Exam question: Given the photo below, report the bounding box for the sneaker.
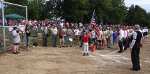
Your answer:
[12,51,20,54]
[118,51,123,53]
[130,68,140,71]
[86,53,89,56]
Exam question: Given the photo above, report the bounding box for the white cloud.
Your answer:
[125,0,150,12]
[125,0,150,6]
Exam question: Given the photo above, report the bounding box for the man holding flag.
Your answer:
[90,10,101,38]
[89,10,101,51]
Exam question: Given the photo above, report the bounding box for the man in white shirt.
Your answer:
[143,27,149,38]
[118,27,124,53]
[74,28,80,36]
[74,28,80,46]
[59,22,64,28]
[123,28,128,51]
[51,26,58,47]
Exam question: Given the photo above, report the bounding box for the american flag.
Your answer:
[90,10,100,36]
[90,10,96,27]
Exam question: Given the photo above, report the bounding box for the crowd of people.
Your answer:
[0,19,148,71]
[5,20,148,55]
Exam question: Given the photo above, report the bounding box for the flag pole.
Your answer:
[91,9,95,20]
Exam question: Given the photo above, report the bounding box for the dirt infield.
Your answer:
[0,38,150,74]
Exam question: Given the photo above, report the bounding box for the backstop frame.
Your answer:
[0,0,28,50]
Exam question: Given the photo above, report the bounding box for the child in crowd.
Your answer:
[82,32,89,56]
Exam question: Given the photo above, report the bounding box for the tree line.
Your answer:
[5,0,150,27]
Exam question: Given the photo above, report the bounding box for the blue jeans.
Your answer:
[25,34,29,47]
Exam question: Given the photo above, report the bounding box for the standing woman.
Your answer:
[108,27,114,48]
[25,24,30,48]
[103,30,107,48]
[62,26,67,47]
[11,27,21,54]
[58,28,64,48]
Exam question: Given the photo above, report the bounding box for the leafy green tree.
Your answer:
[4,0,150,26]
[44,0,63,19]
[126,5,148,26]
[109,0,127,24]
[146,13,150,27]
[61,0,90,22]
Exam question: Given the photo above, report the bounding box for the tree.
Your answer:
[28,0,45,20]
[44,0,64,19]
[61,0,90,22]
[4,0,150,26]
[125,5,135,24]
[61,0,126,23]
[126,5,148,26]
[146,13,150,27]
[109,0,127,24]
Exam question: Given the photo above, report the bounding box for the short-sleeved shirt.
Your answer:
[12,30,21,43]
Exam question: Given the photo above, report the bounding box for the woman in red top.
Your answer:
[82,32,89,56]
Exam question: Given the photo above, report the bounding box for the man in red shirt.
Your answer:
[82,32,89,56]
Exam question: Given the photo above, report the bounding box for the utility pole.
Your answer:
[1,0,6,50]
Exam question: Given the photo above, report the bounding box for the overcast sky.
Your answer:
[125,0,150,12]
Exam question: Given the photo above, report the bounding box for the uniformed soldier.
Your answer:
[130,25,143,71]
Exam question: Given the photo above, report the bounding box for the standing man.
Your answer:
[74,27,80,46]
[25,24,31,48]
[42,25,49,47]
[123,27,128,50]
[50,26,58,47]
[130,25,143,71]
[118,27,124,53]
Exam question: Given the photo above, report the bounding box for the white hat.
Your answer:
[135,25,140,30]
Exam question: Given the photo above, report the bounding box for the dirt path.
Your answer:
[0,38,150,74]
